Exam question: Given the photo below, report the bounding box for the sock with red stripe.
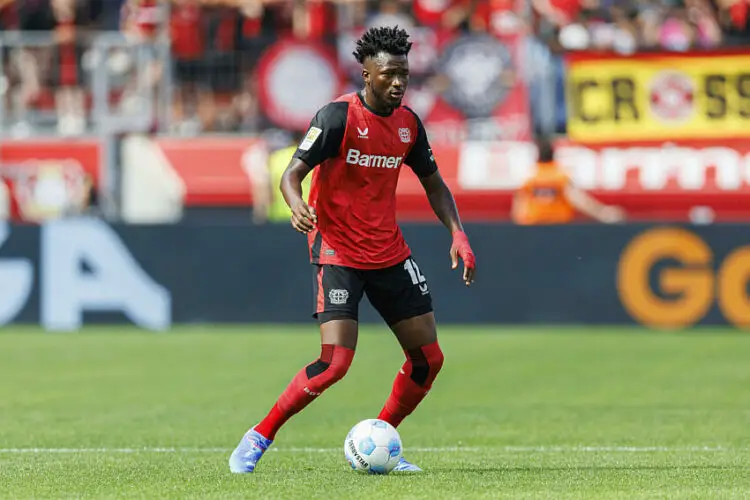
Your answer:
[255,344,354,440]
[377,341,444,428]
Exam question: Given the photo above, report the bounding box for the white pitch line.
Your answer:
[502,446,733,452]
[0,446,741,454]
[0,447,475,454]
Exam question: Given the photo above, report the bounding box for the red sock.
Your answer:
[255,344,354,440]
[378,341,444,428]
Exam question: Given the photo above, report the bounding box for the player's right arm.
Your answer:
[280,101,347,234]
[280,159,316,233]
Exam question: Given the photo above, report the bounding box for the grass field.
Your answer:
[1,326,749,499]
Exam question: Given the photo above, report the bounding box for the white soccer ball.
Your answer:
[344,419,402,474]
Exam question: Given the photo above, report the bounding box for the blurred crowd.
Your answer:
[534,0,750,54]
[1,0,749,136]
[0,0,518,136]
[4,1,745,51]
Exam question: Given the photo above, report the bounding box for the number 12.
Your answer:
[404,258,426,285]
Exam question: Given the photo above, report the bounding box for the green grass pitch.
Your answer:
[1,326,749,499]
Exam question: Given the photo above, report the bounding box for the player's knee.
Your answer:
[306,359,350,392]
[305,344,354,391]
[429,344,444,376]
[424,343,444,385]
[406,341,443,388]
[327,359,351,383]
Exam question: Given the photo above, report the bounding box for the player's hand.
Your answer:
[450,231,476,286]
[290,200,317,234]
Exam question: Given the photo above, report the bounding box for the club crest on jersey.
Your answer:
[357,127,369,139]
[399,128,411,143]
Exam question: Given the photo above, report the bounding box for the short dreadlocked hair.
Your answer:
[353,26,412,64]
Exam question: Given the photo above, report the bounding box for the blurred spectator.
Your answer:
[118,0,165,121]
[687,0,723,47]
[170,0,211,134]
[52,0,87,136]
[8,0,54,136]
[512,137,625,225]
[532,0,592,28]
[203,3,243,130]
[244,129,310,224]
[367,0,414,30]
[121,0,161,41]
[412,0,476,32]
[96,0,128,31]
[717,0,750,43]
[4,0,89,136]
[0,0,15,28]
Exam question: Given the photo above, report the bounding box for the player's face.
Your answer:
[364,53,409,111]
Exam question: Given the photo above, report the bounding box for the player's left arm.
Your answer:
[405,110,476,286]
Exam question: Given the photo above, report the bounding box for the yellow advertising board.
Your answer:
[566,52,750,142]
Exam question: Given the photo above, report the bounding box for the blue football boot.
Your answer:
[229,427,273,473]
[393,456,423,472]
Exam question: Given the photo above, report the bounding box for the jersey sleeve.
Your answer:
[293,101,348,168]
[404,108,438,178]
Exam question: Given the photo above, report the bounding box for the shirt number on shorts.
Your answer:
[404,258,429,294]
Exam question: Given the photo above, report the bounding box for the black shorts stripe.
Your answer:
[311,231,323,262]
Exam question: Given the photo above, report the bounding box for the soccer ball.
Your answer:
[344,419,402,474]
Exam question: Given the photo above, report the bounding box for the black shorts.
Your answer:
[312,256,433,327]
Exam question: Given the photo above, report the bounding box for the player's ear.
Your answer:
[362,68,370,85]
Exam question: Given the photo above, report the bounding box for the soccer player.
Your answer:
[229,26,476,474]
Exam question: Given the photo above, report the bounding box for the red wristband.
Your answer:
[451,231,475,268]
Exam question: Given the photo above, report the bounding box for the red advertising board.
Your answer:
[158,137,750,223]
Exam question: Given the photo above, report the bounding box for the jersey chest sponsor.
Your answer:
[345,148,404,169]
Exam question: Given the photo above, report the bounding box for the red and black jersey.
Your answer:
[293,92,438,270]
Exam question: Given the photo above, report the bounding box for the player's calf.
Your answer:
[378,341,444,428]
[271,344,354,429]
[375,342,442,473]
[230,344,355,473]
[251,345,354,436]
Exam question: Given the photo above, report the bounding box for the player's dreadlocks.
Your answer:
[353,26,412,64]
